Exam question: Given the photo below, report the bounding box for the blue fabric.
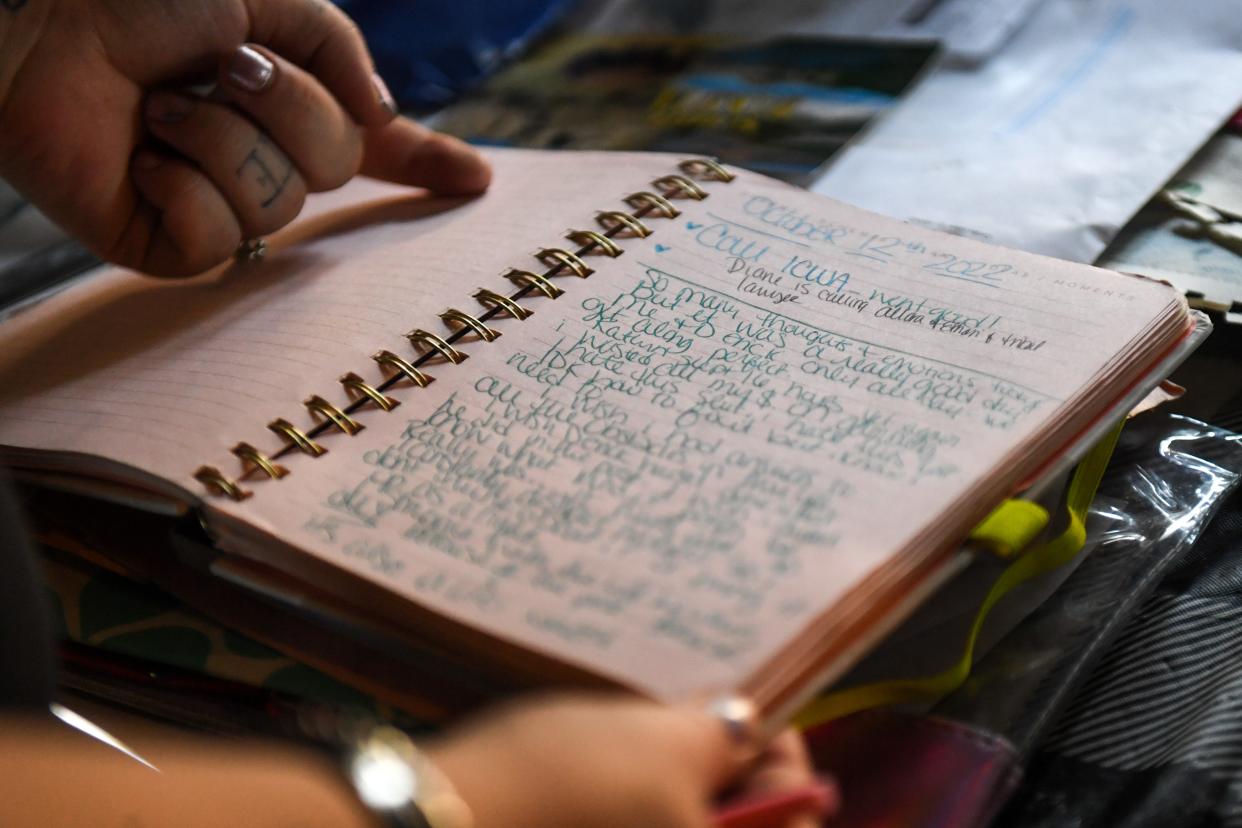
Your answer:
[335,0,573,111]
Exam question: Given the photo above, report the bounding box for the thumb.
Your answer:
[240,0,491,194]
[242,0,396,127]
[665,698,759,794]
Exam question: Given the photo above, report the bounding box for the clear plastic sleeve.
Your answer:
[934,413,1242,756]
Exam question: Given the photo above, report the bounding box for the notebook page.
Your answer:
[0,150,677,490]
[208,157,1183,701]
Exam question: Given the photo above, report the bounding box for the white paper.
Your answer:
[900,0,1048,61]
[813,0,1242,263]
[580,0,1045,60]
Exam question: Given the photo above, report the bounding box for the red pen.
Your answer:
[713,779,838,828]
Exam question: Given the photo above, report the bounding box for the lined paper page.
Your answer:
[0,150,677,491]
[202,154,1183,700]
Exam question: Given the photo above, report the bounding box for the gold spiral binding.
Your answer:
[232,442,288,480]
[596,210,652,238]
[304,395,364,435]
[624,191,680,218]
[565,229,624,258]
[372,350,434,387]
[340,372,400,411]
[441,308,501,342]
[537,248,593,278]
[268,417,326,456]
[678,158,735,182]
[195,466,250,501]
[407,329,468,364]
[475,288,533,320]
[195,158,734,499]
[504,269,564,299]
[652,174,708,200]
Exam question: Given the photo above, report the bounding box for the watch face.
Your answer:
[350,749,420,811]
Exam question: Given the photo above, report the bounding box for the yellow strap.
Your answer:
[793,419,1125,729]
[968,499,1051,559]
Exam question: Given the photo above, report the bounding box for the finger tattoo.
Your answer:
[236,134,294,208]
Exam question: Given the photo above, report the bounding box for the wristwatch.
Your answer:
[341,724,474,828]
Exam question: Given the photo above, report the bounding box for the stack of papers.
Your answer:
[582,0,1046,61]
[1101,128,1242,318]
[813,0,1242,262]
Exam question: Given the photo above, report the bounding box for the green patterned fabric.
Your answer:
[42,549,379,710]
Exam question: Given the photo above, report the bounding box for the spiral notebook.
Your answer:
[0,149,1201,723]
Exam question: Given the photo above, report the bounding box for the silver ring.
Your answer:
[705,694,760,747]
[236,237,267,262]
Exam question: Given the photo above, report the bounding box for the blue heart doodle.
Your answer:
[654,244,670,253]
[686,222,703,230]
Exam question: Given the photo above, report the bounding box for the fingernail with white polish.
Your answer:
[372,72,397,116]
[226,45,275,93]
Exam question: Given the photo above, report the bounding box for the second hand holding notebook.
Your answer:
[0,149,1202,726]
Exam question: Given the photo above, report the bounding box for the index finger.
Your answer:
[242,0,396,127]
[361,118,492,195]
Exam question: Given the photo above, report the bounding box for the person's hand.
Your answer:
[0,0,490,278]
[426,693,837,828]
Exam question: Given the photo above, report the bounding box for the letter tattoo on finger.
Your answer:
[1,0,29,11]
[236,135,294,208]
